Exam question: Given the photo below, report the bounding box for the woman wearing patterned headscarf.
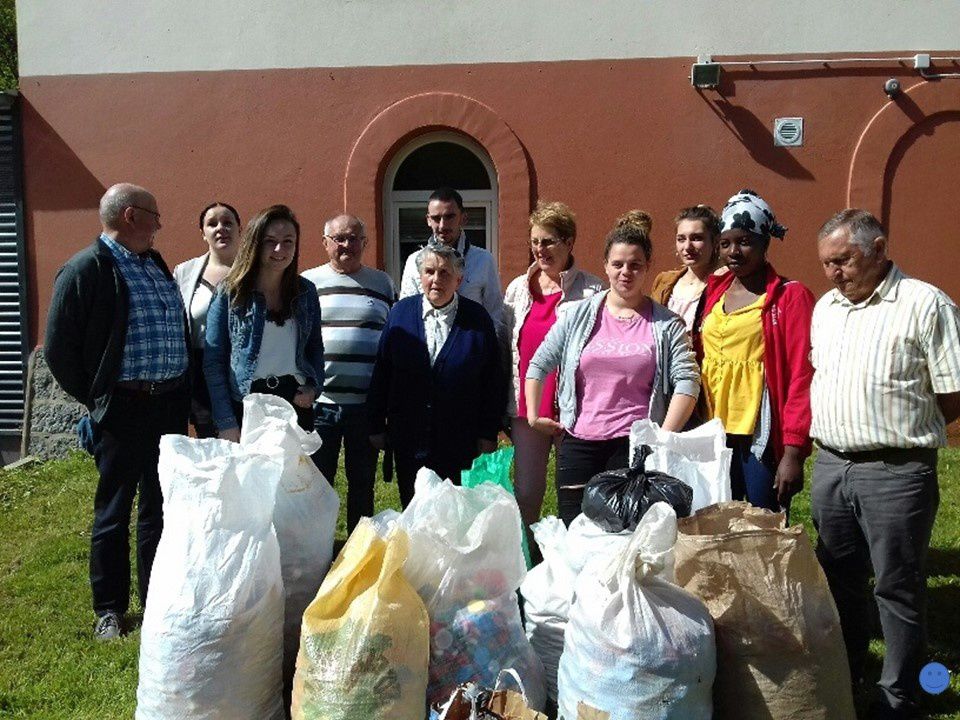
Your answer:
[691,190,815,512]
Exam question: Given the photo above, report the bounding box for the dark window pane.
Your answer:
[393,142,492,190]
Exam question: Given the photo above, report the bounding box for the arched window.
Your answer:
[382,132,498,281]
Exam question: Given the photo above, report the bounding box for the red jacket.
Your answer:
[693,264,815,460]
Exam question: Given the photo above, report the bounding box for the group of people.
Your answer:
[45,179,960,719]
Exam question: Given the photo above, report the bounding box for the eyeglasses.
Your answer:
[130,205,161,221]
[324,234,364,245]
[530,237,565,249]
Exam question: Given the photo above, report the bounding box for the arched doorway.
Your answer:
[382,131,499,282]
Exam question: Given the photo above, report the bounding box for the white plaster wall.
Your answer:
[18,0,960,76]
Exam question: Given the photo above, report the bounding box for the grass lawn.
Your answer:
[0,448,958,719]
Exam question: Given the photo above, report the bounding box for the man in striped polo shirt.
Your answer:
[302,214,396,531]
[810,209,960,719]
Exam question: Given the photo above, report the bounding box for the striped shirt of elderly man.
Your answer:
[301,214,396,532]
[810,208,960,719]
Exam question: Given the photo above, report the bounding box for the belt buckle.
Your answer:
[265,375,280,390]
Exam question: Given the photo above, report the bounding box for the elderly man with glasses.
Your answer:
[302,213,396,531]
[45,183,190,641]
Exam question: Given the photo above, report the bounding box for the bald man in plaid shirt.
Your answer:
[45,183,191,641]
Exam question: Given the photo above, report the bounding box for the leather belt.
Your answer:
[114,373,187,396]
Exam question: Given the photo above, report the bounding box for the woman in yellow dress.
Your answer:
[693,190,815,512]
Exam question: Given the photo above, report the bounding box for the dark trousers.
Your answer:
[189,348,216,438]
[232,375,315,432]
[555,434,630,526]
[311,403,377,532]
[394,451,464,509]
[728,435,779,512]
[91,386,189,616]
[811,446,939,715]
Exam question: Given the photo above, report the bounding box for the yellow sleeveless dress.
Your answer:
[700,293,766,435]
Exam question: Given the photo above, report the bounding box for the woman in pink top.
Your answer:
[525,222,700,525]
[503,202,604,528]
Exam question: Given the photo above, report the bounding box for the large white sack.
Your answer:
[520,515,633,702]
[557,503,716,720]
[401,467,546,710]
[629,418,732,512]
[240,394,339,688]
[136,435,285,720]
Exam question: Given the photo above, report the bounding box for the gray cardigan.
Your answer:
[525,290,700,430]
[172,253,209,342]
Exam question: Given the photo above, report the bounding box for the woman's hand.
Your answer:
[774,446,805,509]
[293,385,317,409]
[528,415,564,437]
[369,433,387,451]
[218,427,241,443]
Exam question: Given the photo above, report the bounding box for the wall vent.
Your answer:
[774,117,804,147]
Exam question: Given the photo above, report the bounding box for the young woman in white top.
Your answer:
[173,202,240,437]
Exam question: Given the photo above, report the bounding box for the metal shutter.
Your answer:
[0,93,28,435]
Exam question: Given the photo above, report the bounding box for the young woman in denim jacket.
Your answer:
[525,222,700,526]
[204,204,324,440]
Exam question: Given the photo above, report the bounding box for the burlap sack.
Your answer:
[673,501,855,720]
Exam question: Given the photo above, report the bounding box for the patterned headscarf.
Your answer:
[719,189,787,241]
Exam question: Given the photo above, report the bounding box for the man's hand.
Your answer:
[478,438,497,455]
[369,433,387,451]
[218,427,241,443]
[293,385,317,409]
[529,416,564,437]
[774,446,805,509]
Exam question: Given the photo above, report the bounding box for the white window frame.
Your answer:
[382,131,498,282]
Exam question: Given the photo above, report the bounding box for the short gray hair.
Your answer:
[818,209,885,257]
[323,213,366,237]
[415,242,465,275]
[99,183,152,229]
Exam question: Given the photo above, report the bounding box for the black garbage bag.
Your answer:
[581,445,693,532]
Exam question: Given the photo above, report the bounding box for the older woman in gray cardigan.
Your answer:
[525,222,700,526]
[172,202,240,437]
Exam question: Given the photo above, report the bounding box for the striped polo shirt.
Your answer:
[302,264,396,405]
[810,264,960,451]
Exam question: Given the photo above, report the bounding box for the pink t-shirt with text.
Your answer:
[571,305,656,440]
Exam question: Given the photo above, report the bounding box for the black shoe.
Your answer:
[93,611,122,641]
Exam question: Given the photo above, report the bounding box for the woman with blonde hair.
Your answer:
[204,204,324,441]
[502,201,604,527]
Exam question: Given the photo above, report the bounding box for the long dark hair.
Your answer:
[223,204,301,319]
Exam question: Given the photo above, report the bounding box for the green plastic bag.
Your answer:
[461,446,532,568]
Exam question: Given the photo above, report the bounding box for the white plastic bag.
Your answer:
[400,467,546,710]
[136,435,285,720]
[240,394,340,689]
[557,503,716,720]
[520,515,633,702]
[629,418,732,512]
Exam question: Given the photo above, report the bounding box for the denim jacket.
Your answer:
[526,290,700,431]
[204,276,324,431]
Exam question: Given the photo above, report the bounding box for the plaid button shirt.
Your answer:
[102,234,189,381]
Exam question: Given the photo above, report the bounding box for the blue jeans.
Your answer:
[728,435,779,512]
[311,403,376,532]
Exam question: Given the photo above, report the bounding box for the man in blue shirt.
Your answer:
[45,183,190,640]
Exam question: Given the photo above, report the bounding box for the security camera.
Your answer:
[884,78,902,98]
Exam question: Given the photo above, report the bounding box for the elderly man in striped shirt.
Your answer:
[302,214,396,531]
[810,209,960,719]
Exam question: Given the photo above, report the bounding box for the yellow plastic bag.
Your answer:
[291,520,429,720]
